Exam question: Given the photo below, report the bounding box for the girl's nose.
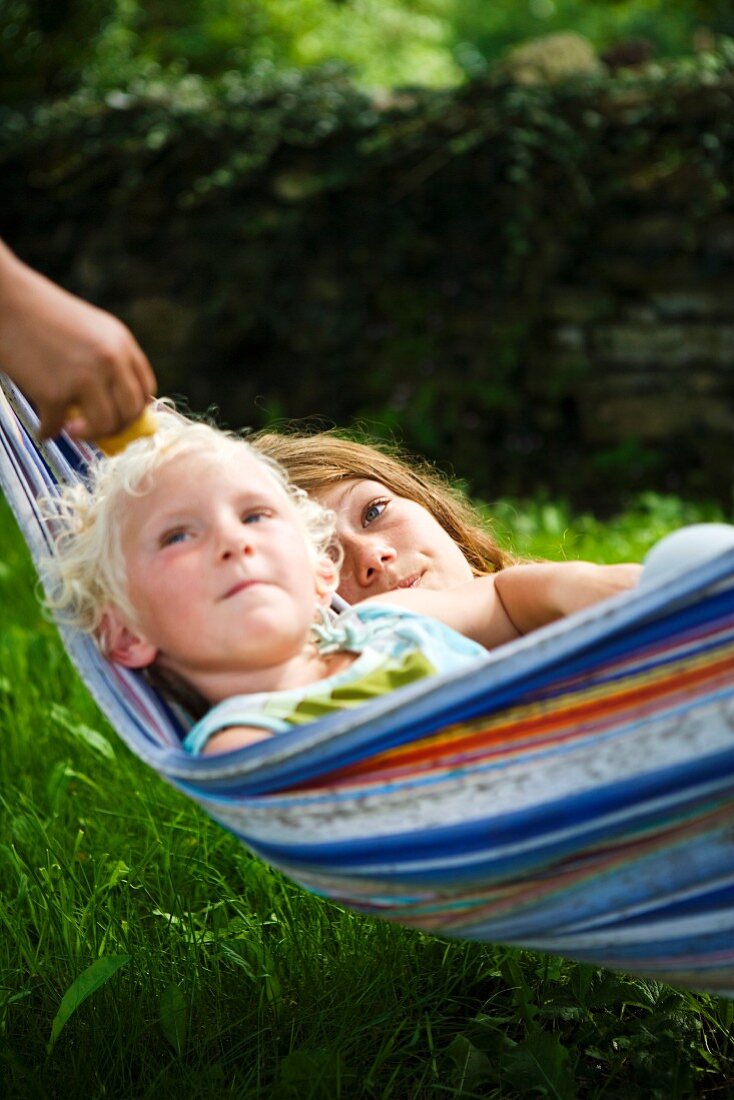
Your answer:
[217,517,253,560]
[345,537,397,589]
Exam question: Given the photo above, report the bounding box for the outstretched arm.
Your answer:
[200,726,273,756]
[492,561,641,635]
[365,561,641,649]
[0,240,157,440]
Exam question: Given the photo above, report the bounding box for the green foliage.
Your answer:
[47,955,130,1052]
[158,981,188,1055]
[487,492,729,561]
[253,0,461,88]
[5,52,734,506]
[1,0,462,105]
[0,0,112,103]
[448,0,700,79]
[4,0,734,106]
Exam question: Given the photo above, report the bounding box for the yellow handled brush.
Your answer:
[95,405,158,455]
[64,405,158,456]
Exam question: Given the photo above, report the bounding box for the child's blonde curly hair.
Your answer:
[42,407,342,654]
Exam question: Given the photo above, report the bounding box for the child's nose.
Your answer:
[218,518,253,559]
[349,538,397,588]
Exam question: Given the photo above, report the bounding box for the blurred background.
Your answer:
[2,0,734,507]
[3,0,732,99]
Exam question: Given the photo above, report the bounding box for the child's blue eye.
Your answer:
[363,500,387,527]
[242,510,269,524]
[161,529,189,547]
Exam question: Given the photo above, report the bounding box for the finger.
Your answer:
[37,401,69,441]
[133,344,157,399]
[108,365,147,432]
[74,381,121,439]
[101,334,156,433]
[62,412,91,441]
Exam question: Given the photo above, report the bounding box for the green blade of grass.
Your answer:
[47,954,130,1053]
[159,982,188,1055]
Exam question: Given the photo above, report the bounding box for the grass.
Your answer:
[1,492,734,1099]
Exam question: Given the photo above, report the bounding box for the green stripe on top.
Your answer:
[284,650,437,726]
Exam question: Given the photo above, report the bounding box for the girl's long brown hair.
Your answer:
[251,428,515,575]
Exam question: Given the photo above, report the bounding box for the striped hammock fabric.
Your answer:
[2,376,734,994]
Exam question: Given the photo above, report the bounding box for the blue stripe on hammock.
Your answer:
[186,669,734,809]
[166,589,734,798]
[219,744,734,876]
[612,882,734,924]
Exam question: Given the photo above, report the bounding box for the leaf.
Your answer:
[46,761,103,810]
[104,860,130,890]
[569,962,598,1005]
[503,1031,577,1100]
[11,814,38,851]
[150,909,216,944]
[46,761,75,812]
[275,1048,342,1096]
[0,988,31,1010]
[159,982,187,1055]
[47,955,130,1053]
[219,940,257,980]
[71,724,115,760]
[446,1034,492,1092]
[48,704,115,759]
[219,939,281,1002]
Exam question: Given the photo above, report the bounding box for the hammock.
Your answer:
[2,377,734,995]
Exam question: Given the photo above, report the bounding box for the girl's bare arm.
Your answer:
[365,561,641,649]
[492,561,641,635]
[201,726,273,755]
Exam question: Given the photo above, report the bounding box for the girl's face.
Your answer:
[108,448,328,702]
[318,479,474,605]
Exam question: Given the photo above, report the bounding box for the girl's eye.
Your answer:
[242,509,270,525]
[160,529,189,547]
[362,499,387,527]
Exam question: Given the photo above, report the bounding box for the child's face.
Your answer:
[107,447,327,701]
[318,478,474,604]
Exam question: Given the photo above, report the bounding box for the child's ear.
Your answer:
[99,608,158,669]
[315,556,339,604]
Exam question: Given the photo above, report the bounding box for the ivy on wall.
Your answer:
[3,50,734,505]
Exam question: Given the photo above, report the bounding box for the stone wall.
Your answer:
[3,64,734,505]
[532,211,734,498]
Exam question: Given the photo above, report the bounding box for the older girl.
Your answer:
[253,428,633,617]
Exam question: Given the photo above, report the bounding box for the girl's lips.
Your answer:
[395,573,421,589]
[222,579,260,600]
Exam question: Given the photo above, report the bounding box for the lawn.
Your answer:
[1,492,733,1099]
